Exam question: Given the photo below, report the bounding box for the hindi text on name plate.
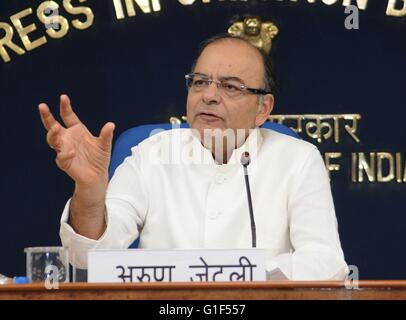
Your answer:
[87,249,266,283]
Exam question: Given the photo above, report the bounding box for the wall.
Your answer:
[0,0,405,279]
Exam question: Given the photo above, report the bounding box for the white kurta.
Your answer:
[60,128,348,280]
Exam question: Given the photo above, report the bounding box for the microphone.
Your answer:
[240,151,256,248]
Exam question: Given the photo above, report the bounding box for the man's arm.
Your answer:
[68,183,108,240]
[38,94,114,240]
[269,148,348,280]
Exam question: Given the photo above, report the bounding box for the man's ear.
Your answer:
[255,94,274,127]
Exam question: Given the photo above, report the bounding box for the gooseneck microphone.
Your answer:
[240,151,256,248]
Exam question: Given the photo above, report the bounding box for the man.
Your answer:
[38,34,348,280]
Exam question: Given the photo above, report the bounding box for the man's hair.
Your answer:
[190,33,277,95]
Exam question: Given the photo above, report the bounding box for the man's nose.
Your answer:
[202,81,221,105]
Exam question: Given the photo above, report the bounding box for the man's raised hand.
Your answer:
[38,94,115,187]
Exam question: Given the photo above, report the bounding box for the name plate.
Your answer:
[88,249,266,283]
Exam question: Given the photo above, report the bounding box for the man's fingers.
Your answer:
[99,122,115,151]
[46,123,63,150]
[57,150,76,162]
[60,94,81,128]
[38,103,60,131]
[55,150,75,171]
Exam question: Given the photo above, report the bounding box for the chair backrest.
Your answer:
[109,122,299,178]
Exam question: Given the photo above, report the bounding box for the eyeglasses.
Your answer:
[185,73,271,98]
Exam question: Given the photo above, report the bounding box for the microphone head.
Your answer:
[240,151,251,167]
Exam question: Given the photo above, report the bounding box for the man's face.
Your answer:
[186,39,274,139]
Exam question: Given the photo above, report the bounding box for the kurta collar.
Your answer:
[188,127,263,173]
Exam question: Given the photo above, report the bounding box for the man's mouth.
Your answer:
[197,112,222,121]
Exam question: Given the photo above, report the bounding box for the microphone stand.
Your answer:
[241,152,256,248]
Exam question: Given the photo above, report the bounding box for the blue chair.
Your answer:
[108,122,299,248]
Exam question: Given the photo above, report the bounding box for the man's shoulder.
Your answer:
[259,127,318,155]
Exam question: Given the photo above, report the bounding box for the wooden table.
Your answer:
[1,281,406,300]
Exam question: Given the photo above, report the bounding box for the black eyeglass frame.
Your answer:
[185,73,272,96]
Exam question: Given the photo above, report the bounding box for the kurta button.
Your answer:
[215,174,226,184]
[209,211,221,219]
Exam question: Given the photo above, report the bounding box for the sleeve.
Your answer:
[59,147,149,269]
[267,148,348,280]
